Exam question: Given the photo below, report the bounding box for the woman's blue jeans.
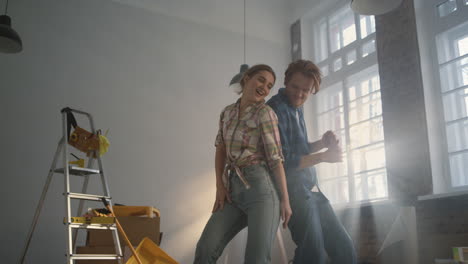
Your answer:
[194,164,280,264]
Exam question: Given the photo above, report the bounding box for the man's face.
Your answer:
[284,72,316,108]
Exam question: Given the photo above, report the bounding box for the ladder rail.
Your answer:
[97,155,111,200]
[96,156,124,260]
[62,110,74,264]
[18,138,64,264]
[72,160,94,248]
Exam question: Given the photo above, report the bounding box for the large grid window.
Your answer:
[304,3,387,204]
[435,14,468,188]
[347,67,386,201]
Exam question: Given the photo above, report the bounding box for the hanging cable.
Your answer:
[228,0,248,87]
[4,0,9,14]
[243,0,246,64]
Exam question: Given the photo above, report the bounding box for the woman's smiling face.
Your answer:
[241,70,275,103]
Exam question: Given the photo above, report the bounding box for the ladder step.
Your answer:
[67,216,116,225]
[69,223,117,230]
[67,192,110,201]
[70,254,121,260]
[54,166,100,176]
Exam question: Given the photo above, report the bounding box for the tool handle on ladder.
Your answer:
[61,107,92,118]
[101,198,144,264]
[61,107,97,133]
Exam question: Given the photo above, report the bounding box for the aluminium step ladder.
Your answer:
[19,107,123,264]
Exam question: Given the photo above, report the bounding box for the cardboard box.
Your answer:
[87,216,161,247]
[113,205,160,218]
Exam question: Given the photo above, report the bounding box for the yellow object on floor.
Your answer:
[126,237,178,264]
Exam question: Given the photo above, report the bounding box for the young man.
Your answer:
[267,60,357,264]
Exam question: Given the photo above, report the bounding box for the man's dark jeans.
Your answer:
[288,190,357,264]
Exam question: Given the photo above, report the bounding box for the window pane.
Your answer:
[436,21,468,63]
[333,57,343,72]
[446,119,468,153]
[362,39,376,57]
[347,50,357,65]
[329,24,342,53]
[439,57,468,92]
[349,85,357,101]
[329,6,356,53]
[458,36,468,57]
[449,152,468,187]
[351,143,386,173]
[320,65,329,77]
[318,107,345,132]
[349,117,384,148]
[343,23,357,47]
[463,63,468,85]
[354,169,388,201]
[442,88,468,122]
[360,15,375,39]
[317,148,348,180]
[317,82,343,112]
[314,18,329,62]
[336,129,347,151]
[437,0,457,17]
[347,65,381,101]
[320,177,349,203]
[349,93,382,125]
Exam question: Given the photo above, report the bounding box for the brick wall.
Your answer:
[417,194,468,263]
[337,203,400,264]
[335,194,468,264]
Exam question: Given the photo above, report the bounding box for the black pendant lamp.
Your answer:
[0,0,22,53]
[229,64,249,86]
[229,0,248,87]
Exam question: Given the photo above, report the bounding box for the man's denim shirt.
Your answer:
[267,88,317,195]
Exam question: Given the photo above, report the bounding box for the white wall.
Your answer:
[0,0,292,263]
[288,0,342,23]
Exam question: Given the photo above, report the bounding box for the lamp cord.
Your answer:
[243,0,246,64]
[4,0,9,15]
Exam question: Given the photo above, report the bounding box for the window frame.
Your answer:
[301,1,387,205]
[436,0,468,190]
[416,0,468,194]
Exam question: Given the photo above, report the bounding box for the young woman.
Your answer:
[194,64,292,264]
